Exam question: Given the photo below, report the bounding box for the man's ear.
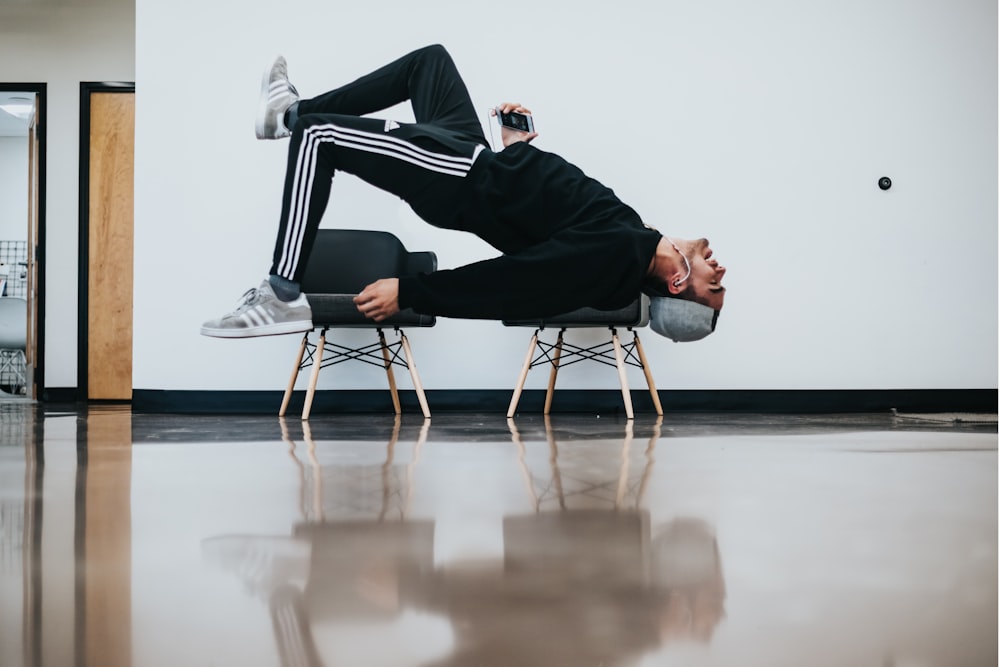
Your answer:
[667,271,688,296]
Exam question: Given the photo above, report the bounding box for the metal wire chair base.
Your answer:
[507,326,663,420]
[279,327,430,420]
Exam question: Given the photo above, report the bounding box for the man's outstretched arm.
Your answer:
[355,252,589,322]
[357,229,643,322]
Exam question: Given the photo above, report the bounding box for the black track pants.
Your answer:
[270,44,489,282]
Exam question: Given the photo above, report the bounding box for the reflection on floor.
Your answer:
[0,404,996,667]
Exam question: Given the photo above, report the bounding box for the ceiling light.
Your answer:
[0,103,34,119]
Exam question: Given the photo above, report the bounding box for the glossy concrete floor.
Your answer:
[0,403,996,667]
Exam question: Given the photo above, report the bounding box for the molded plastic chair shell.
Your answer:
[300,230,436,328]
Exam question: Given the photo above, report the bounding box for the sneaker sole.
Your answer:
[200,320,313,338]
[254,66,272,140]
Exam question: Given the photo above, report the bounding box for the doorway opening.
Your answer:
[0,84,46,401]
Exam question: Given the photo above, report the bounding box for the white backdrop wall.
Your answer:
[0,0,135,388]
[134,0,997,392]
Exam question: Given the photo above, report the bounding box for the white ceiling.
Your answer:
[0,92,35,138]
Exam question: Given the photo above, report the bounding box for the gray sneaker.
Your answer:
[255,55,299,140]
[201,535,310,599]
[201,280,312,338]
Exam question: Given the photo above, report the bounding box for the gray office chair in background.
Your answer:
[0,297,27,396]
[279,230,437,420]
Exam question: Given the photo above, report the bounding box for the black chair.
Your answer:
[503,296,663,419]
[279,230,436,420]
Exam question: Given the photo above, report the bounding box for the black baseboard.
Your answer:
[42,387,79,403]
[127,388,998,416]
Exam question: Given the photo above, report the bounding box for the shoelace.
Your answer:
[233,288,261,312]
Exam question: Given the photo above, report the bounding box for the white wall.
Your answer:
[0,0,994,394]
[0,0,135,388]
[0,136,28,242]
[144,0,1000,391]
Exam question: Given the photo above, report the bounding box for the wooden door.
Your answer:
[86,90,134,400]
[81,408,133,666]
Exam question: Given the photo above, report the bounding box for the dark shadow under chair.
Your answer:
[279,230,436,420]
[503,296,663,419]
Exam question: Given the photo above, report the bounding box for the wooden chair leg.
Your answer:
[279,332,310,417]
[543,330,564,415]
[615,422,634,508]
[379,329,402,415]
[399,331,431,419]
[509,420,540,511]
[302,330,326,421]
[635,417,660,505]
[302,422,322,519]
[545,416,567,508]
[633,331,663,416]
[507,332,538,418]
[611,329,634,419]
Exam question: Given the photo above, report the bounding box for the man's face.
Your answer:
[680,238,726,310]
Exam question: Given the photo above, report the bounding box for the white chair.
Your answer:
[0,297,27,395]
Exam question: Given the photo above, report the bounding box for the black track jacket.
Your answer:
[397,142,662,320]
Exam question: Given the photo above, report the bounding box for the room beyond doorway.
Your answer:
[0,85,46,400]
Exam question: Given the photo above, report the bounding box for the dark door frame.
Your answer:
[77,81,134,400]
[0,82,47,398]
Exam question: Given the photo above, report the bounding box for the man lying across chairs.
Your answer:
[201,44,726,343]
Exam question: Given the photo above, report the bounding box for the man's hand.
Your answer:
[354,279,400,322]
[492,102,539,147]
